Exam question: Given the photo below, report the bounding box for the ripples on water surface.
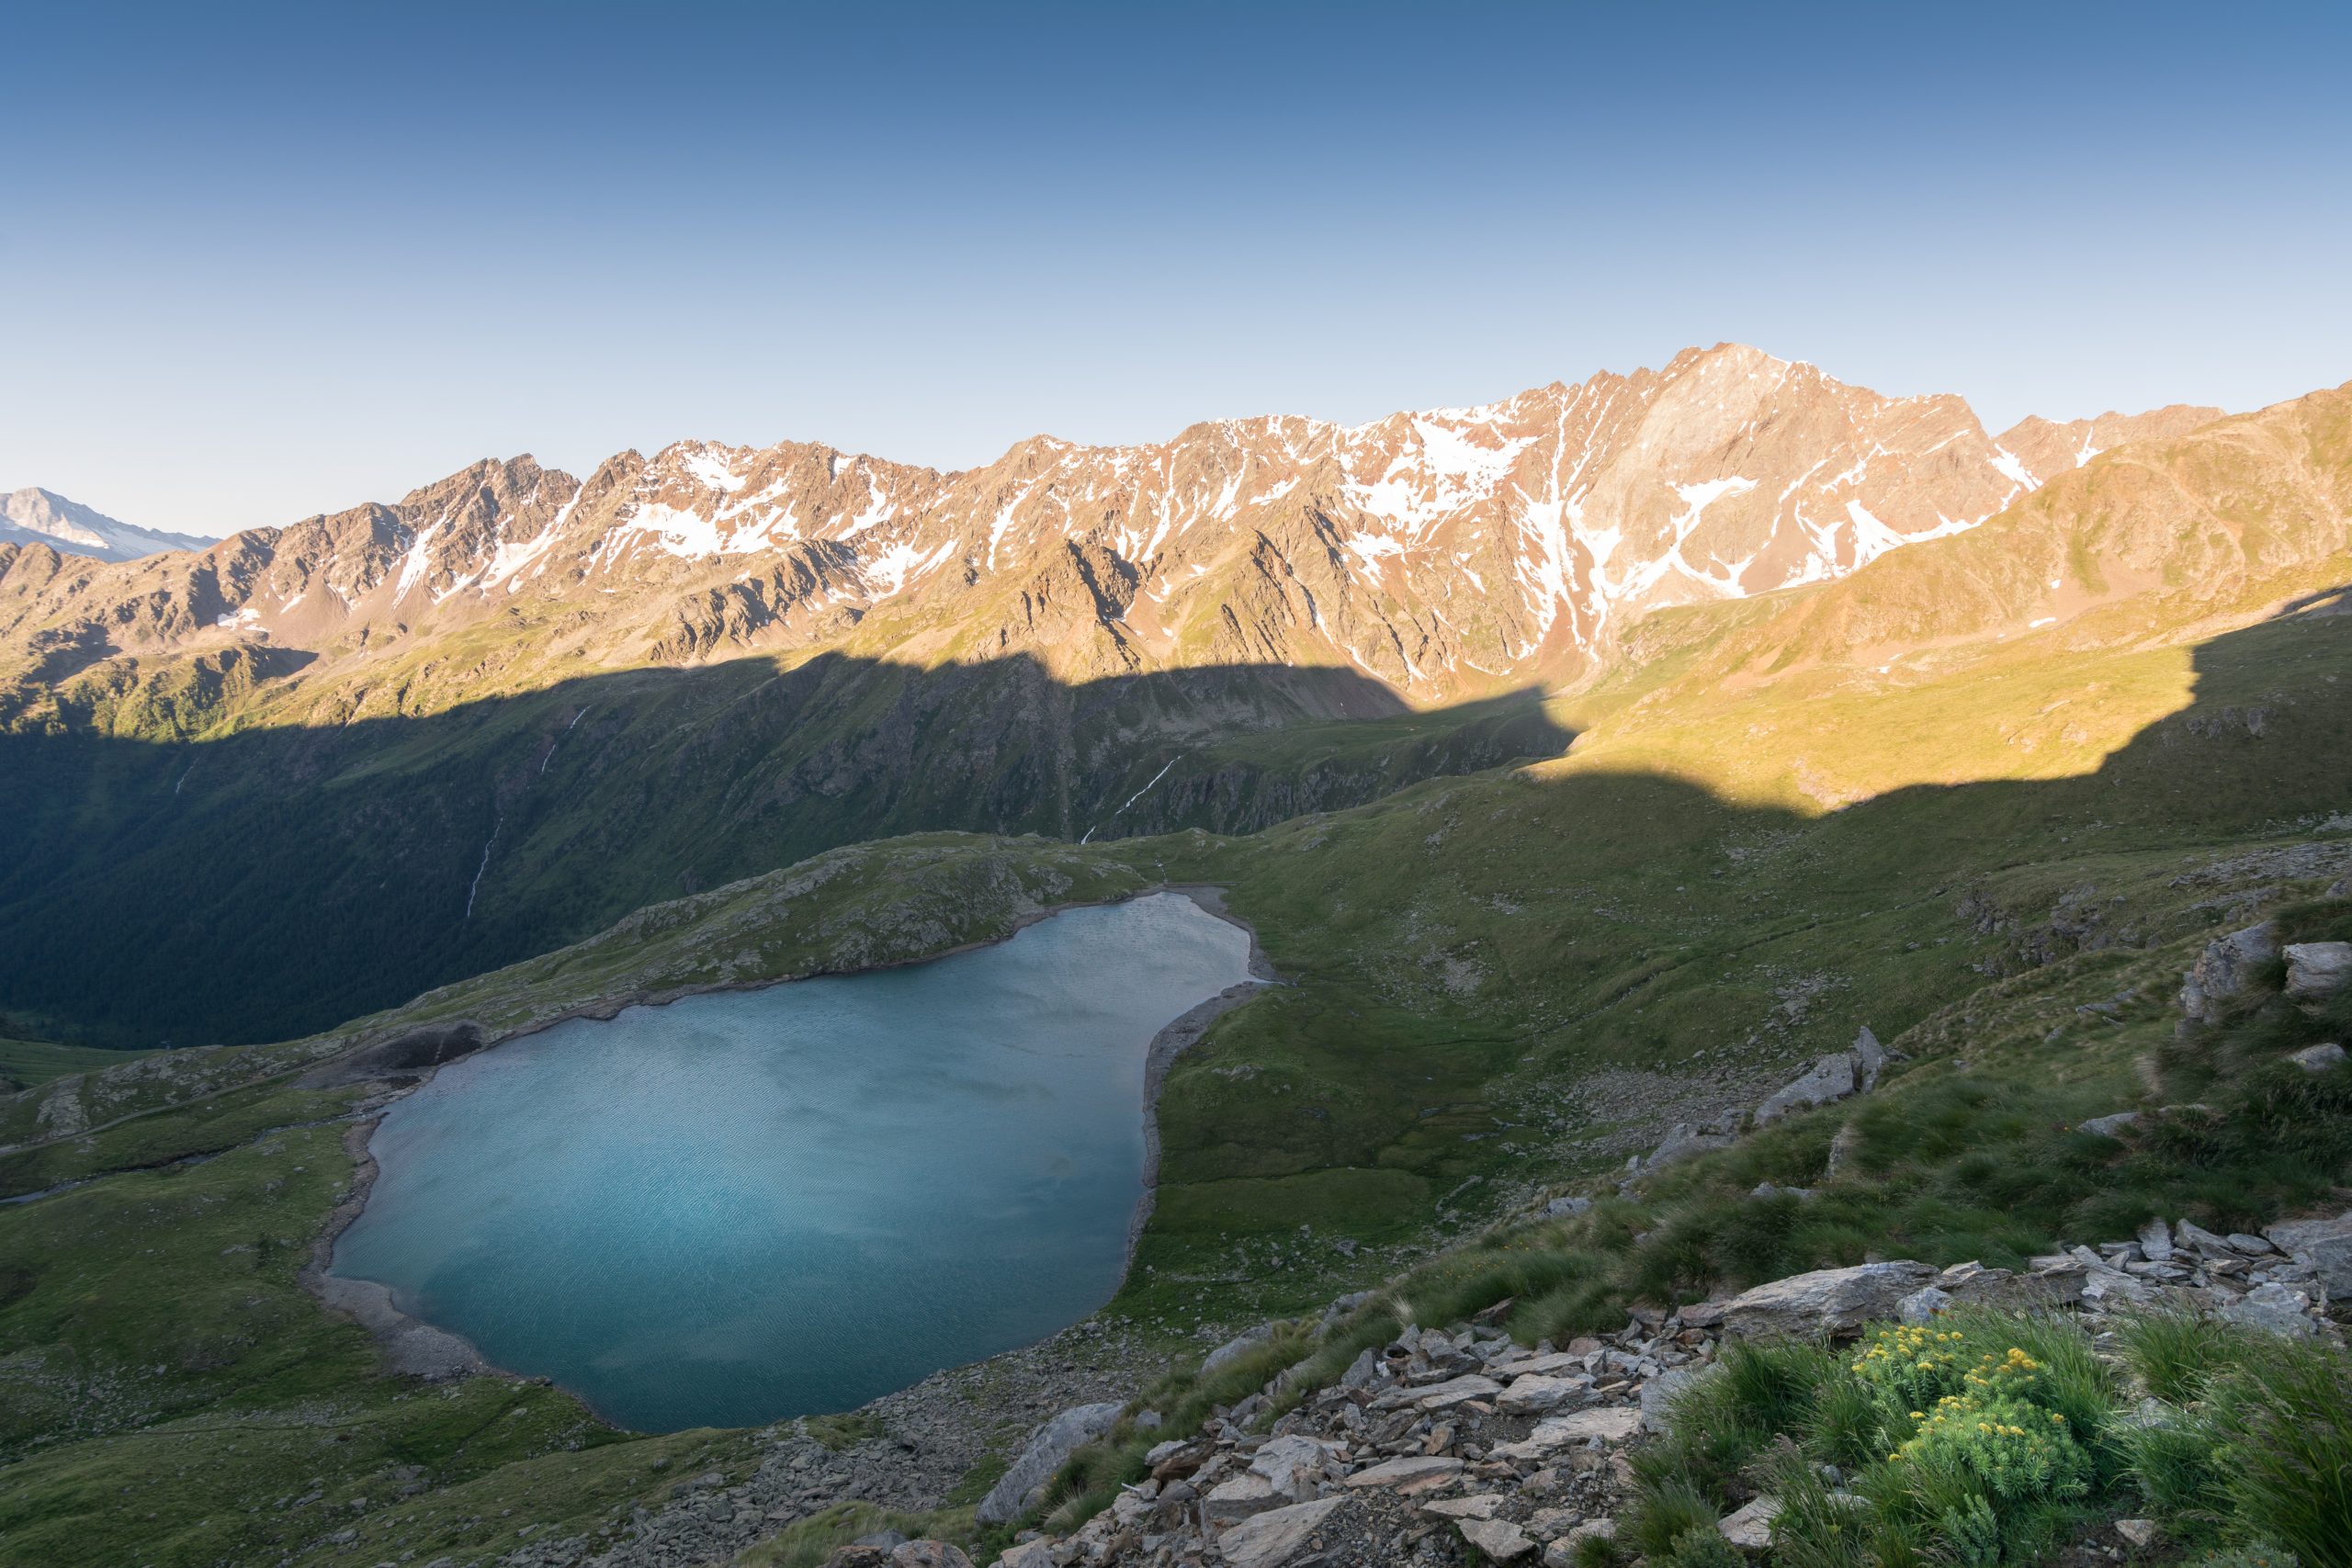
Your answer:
[331,893,1255,1431]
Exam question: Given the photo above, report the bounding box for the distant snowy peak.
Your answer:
[0,487,212,562]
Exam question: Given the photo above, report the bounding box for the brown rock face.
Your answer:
[0,344,2220,726]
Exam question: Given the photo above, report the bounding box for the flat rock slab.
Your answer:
[1459,1517,1538,1561]
[1492,1405,1642,1460]
[1217,1496,1356,1568]
[1756,1052,1857,1123]
[1204,1472,1284,1524]
[2266,1210,2352,1295]
[1344,1456,1464,1492]
[1497,1374,1589,1415]
[1720,1260,1937,1337]
[1381,1372,1502,1411]
[976,1400,1124,1523]
[1422,1495,1505,1519]
[1720,1495,1781,1550]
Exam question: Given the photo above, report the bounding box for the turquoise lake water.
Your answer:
[330,893,1255,1432]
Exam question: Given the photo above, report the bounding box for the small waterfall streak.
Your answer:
[540,705,589,775]
[465,813,503,919]
[1114,754,1182,817]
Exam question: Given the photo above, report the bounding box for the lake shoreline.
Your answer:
[306,884,1278,1432]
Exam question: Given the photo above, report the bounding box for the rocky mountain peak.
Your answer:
[0,348,2235,713]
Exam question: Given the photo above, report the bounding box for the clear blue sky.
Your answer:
[5,1,2348,538]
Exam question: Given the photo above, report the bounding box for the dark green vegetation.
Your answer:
[0,651,1562,1046]
[1619,1310,2350,1567]
[0,1036,151,1092]
[2,391,2348,1563]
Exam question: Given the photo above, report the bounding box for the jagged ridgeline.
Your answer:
[0,347,2231,1045]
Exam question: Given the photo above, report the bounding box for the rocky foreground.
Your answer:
[814,1206,2346,1568]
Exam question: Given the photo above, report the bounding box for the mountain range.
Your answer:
[2,344,2215,709]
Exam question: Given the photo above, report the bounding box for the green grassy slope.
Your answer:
[0,649,1562,1048]
[0,1038,152,1092]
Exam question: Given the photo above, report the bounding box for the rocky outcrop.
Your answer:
[978,1208,2341,1568]
[2285,942,2352,1001]
[977,1402,1126,1524]
[1718,1262,1939,1338]
[2180,922,2277,1022]
[2266,1211,2352,1299]
[1626,1025,1891,1183]
[1753,1053,1857,1124]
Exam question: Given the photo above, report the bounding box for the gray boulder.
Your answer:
[2217,1281,2318,1337]
[2138,1218,2175,1262]
[2290,1043,2346,1072]
[1639,1122,1736,1171]
[1719,1495,1781,1551]
[1719,1261,1938,1338]
[2176,1219,2235,1255]
[1756,1054,1859,1124]
[1204,1472,1284,1526]
[1640,1365,1705,1432]
[1543,1194,1593,1220]
[2181,922,2278,1021]
[2266,1211,2352,1297]
[1897,1285,1954,1323]
[975,1400,1125,1523]
[1247,1434,1338,1503]
[1201,1323,1275,1378]
[1852,1026,1887,1091]
[2285,942,2352,1001]
[1317,1292,1377,1335]
[2078,1111,2142,1138]
[1459,1518,1538,1562]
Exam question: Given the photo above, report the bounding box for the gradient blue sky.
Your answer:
[6,1,2349,537]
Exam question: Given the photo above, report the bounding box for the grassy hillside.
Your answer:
[0,649,1562,1047]
[0,1038,152,1092]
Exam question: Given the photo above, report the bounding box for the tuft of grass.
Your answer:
[1624,1478,1722,1561]
[1636,1308,2351,1568]
[2118,1310,2244,1404]
[729,1501,967,1567]
[2200,1335,2352,1568]
[800,1411,884,1452]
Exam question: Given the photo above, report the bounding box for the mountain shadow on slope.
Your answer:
[1124,594,2352,1294]
[0,650,1570,1047]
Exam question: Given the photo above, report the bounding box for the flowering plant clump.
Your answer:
[1853,1325,2064,1416]
[1851,1322,1973,1409]
[1893,1389,2091,1502]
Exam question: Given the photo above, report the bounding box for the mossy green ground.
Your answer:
[2,572,2346,1561]
[0,1039,153,1092]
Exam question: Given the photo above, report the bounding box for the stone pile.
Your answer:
[993,1310,1684,1568]
[988,1214,2346,1568]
